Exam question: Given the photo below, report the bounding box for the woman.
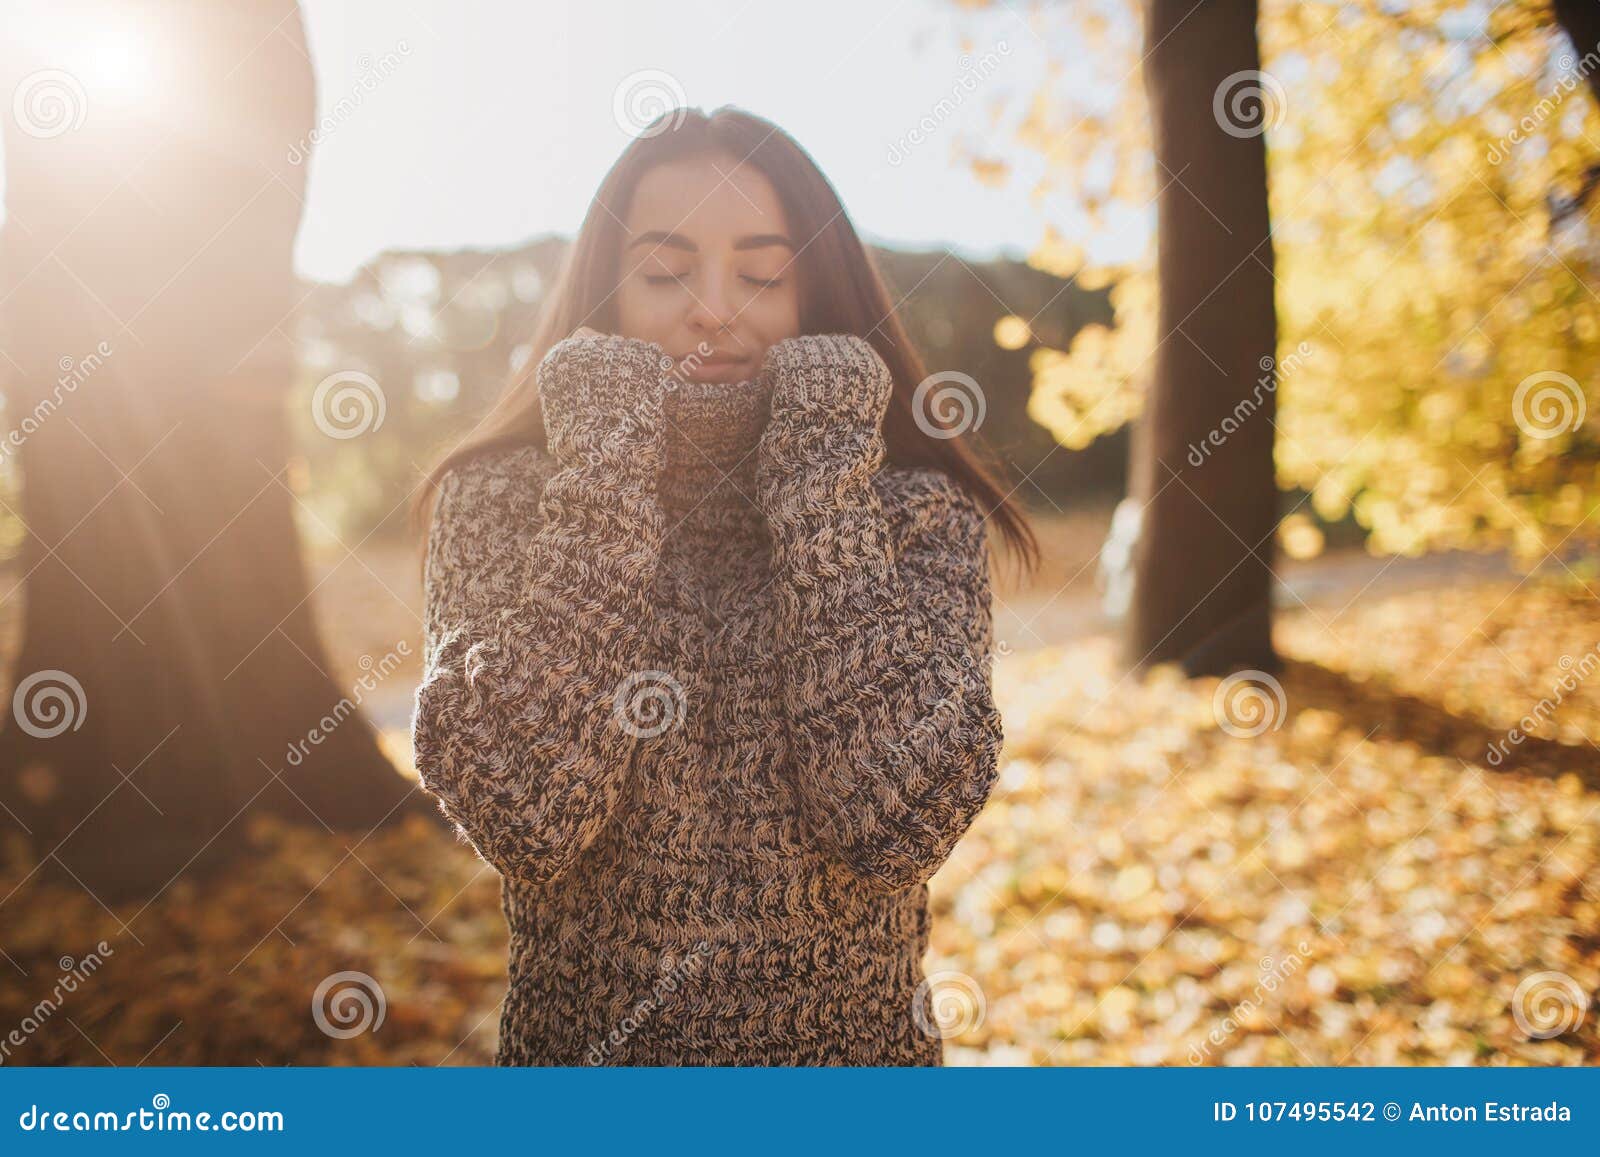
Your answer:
[410,106,1036,1065]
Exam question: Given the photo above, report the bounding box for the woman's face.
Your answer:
[615,153,802,384]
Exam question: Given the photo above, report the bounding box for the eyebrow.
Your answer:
[625,230,795,253]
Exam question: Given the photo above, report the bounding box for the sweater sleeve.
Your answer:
[412,333,675,884]
[754,333,1004,893]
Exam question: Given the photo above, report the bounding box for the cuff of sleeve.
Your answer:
[538,333,675,416]
[759,333,893,426]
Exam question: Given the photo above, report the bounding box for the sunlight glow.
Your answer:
[76,26,155,102]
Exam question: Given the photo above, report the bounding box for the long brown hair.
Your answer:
[410,105,1037,569]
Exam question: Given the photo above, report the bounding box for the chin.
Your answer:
[683,360,755,384]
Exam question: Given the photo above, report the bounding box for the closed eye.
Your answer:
[741,275,784,289]
[643,272,690,286]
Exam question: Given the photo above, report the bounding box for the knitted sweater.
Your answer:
[412,331,1003,1066]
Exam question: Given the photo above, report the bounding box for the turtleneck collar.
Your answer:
[658,374,772,514]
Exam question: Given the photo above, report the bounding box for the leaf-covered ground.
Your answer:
[1,575,1596,1066]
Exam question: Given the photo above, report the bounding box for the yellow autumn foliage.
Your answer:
[989,0,1600,560]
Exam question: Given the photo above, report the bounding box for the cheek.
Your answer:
[615,281,675,344]
[748,285,802,344]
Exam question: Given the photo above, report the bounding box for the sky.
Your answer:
[289,0,1061,283]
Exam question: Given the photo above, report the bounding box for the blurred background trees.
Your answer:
[1015,0,1600,566]
[0,0,427,904]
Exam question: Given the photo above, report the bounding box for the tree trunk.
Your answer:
[1552,0,1600,109]
[0,0,431,904]
[1125,0,1280,676]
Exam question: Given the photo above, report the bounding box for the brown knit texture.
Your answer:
[412,331,1003,1065]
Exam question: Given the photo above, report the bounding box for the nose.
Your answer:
[684,268,738,337]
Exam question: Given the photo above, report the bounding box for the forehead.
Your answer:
[623,155,789,242]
